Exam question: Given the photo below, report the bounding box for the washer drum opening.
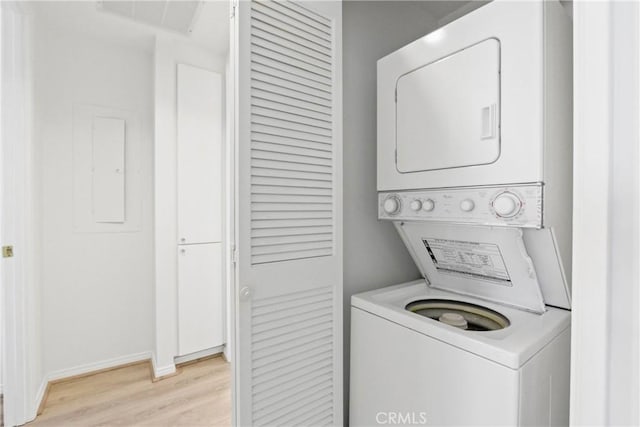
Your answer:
[405,299,510,331]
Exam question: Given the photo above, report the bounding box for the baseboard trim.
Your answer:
[150,356,178,382]
[174,345,224,366]
[35,377,50,416]
[150,365,179,382]
[47,352,153,383]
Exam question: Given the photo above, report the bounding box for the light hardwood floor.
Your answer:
[29,357,231,427]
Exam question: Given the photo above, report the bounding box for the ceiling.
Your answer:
[30,1,490,61]
[32,1,230,56]
[418,1,475,21]
[412,1,491,26]
[98,1,205,35]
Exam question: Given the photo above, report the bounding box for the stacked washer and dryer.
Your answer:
[350,1,573,426]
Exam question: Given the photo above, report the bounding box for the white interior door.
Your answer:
[234,0,343,424]
[177,64,223,245]
[178,243,224,356]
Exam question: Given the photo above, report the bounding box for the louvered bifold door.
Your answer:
[234,0,343,425]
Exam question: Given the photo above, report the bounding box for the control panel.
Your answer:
[378,185,543,228]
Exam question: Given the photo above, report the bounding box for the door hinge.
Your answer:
[232,246,238,264]
[3,245,14,258]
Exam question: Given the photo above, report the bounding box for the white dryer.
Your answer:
[377,0,574,302]
[377,0,572,192]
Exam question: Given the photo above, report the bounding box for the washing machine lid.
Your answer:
[396,222,546,314]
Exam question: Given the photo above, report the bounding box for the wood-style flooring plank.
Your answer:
[28,357,230,427]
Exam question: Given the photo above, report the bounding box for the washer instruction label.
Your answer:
[423,238,511,283]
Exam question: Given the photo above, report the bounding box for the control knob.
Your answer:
[383,195,401,215]
[493,192,522,218]
[422,199,435,212]
[460,199,475,212]
[410,199,422,211]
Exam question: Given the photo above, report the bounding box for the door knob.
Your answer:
[239,287,251,301]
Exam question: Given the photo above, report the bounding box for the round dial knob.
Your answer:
[383,196,401,215]
[460,199,475,212]
[422,199,435,212]
[493,192,522,218]
[410,199,422,211]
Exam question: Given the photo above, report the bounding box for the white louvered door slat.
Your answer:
[234,0,343,425]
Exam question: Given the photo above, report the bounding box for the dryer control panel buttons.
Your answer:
[383,195,402,215]
[492,192,522,218]
[460,199,475,212]
[422,199,435,212]
[378,185,543,228]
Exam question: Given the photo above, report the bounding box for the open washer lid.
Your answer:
[396,221,546,314]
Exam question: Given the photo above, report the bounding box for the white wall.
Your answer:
[33,24,155,376]
[154,35,226,375]
[342,2,446,423]
[606,4,640,421]
[571,1,640,424]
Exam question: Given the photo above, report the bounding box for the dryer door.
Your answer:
[396,38,501,173]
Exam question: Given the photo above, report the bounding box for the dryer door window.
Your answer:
[396,38,501,173]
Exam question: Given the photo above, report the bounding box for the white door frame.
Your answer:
[571,0,640,424]
[1,2,33,426]
[229,1,239,423]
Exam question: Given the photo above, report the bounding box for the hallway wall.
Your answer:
[34,24,155,376]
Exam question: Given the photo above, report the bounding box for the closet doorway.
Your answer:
[1,1,234,425]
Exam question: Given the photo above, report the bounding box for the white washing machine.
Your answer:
[350,281,570,426]
[349,223,572,426]
[351,0,573,425]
